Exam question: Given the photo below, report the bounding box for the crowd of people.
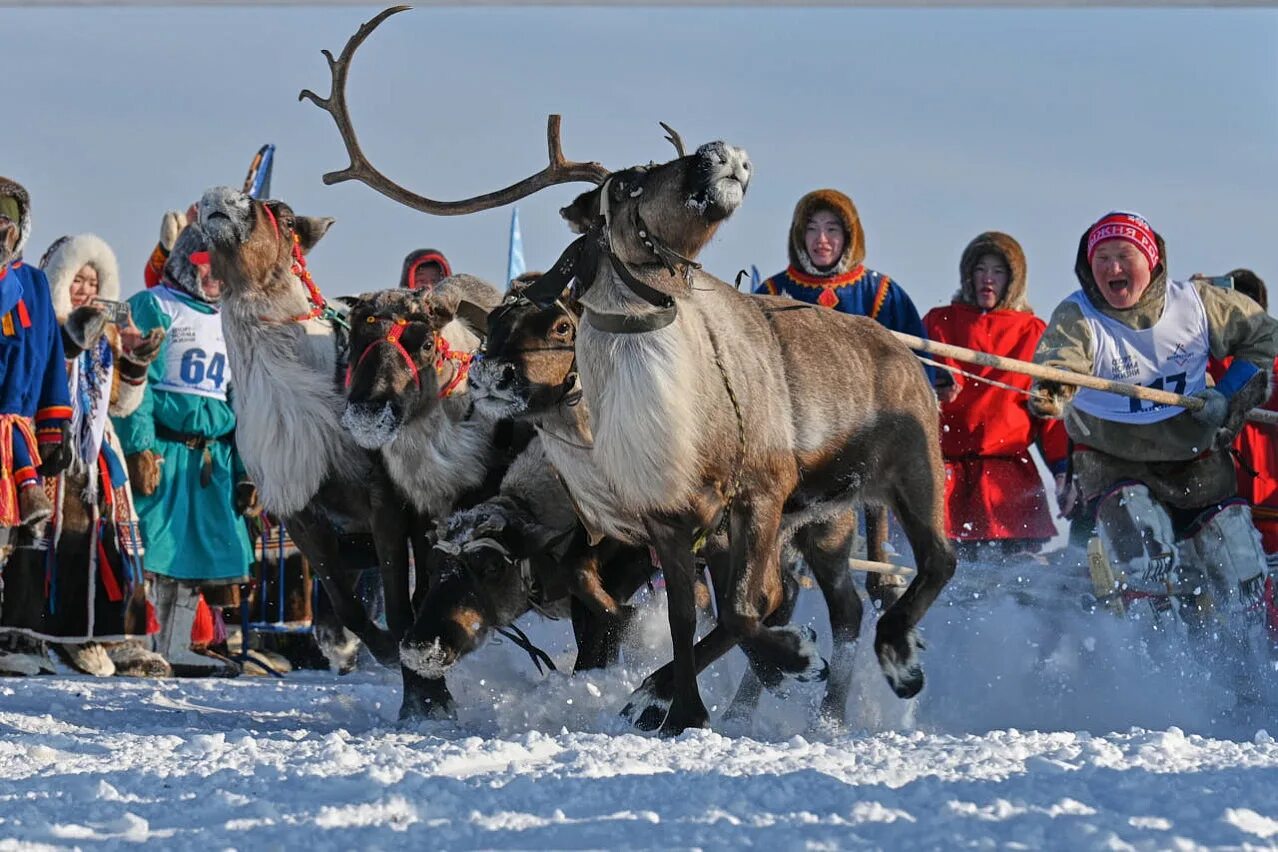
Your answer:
[0,172,1275,685]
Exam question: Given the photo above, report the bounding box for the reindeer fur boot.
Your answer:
[18,483,52,537]
[0,631,54,676]
[105,640,173,678]
[53,641,115,677]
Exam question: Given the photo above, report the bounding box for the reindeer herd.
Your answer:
[200,7,956,736]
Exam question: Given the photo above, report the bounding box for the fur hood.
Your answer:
[0,176,33,262]
[162,224,217,303]
[787,189,866,277]
[39,234,121,323]
[1073,224,1170,330]
[399,248,452,290]
[955,231,1031,312]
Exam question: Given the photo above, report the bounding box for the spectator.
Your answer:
[113,224,252,676]
[0,235,169,676]
[924,232,1067,561]
[399,248,451,292]
[757,188,932,604]
[1202,269,1278,556]
[0,177,74,676]
[1031,211,1278,695]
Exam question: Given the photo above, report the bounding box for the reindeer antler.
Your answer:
[659,122,686,158]
[299,5,610,215]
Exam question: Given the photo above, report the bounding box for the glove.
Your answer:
[234,480,261,518]
[1189,388,1229,430]
[160,210,188,252]
[1028,380,1074,419]
[64,304,110,354]
[37,424,74,477]
[126,450,164,496]
[123,327,165,364]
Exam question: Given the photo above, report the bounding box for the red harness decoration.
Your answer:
[349,317,473,399]
[260,205,329,324]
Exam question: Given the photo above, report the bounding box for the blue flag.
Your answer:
[506,207,526,289]
[242,144,275,200]
[751,265,761,291]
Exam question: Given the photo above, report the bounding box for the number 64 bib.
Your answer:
[151,285,231,401]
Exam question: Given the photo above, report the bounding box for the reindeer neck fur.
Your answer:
[379,319,496,519]
[575,265,718,514]
[534,389,646,546]
[221,268,365,517]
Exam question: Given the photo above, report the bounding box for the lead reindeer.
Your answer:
[303,6,955,734]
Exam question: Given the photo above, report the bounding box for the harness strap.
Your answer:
[354,318,420,388]
[494,623,558,675]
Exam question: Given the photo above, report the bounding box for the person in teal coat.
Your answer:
[113,224,251,674]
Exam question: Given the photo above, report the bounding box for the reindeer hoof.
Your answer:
[780,625,829,683]
[875,623,924,700]
[620,677,672,732]
[398,694,457,723]
[658,705,710,738]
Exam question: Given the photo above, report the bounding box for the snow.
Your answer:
[4,557,1278,849]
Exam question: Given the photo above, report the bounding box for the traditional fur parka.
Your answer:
[0,235,159,642]
[923,232,1066,546]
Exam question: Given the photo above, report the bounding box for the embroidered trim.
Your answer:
[782,264,867,289]
[870,276,892,321]
[36,406,73,423]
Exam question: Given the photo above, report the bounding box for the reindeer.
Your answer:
[198,188,457,719]
[303,6,955,735]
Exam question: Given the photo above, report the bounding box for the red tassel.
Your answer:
[1263,576,1278,645]
[145,599,161,635]
[191,594,215,646]
[97,538,124,603]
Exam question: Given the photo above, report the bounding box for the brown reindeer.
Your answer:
[303,7,954,735]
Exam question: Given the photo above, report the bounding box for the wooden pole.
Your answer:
[848,558,916,578]
[893,331,1278,427]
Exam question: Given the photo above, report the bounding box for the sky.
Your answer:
[5,6,1277,316]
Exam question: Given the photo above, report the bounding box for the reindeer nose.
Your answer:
[497,362,516,388]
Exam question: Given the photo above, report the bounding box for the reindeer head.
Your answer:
[557,141,751,301]
[340,288,478,449]
[469,291,581,421]
[198,186,334,305]
[399,501,556,679]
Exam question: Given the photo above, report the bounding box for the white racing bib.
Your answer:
[151,285,231,401]
[1069,278,1209,424]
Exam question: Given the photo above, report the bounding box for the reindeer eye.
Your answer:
[554,320,572,336]
[365,315,377,325]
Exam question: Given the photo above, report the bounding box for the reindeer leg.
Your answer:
[287,507,399,667]
[623,514,707,736]
[875,474,957,700]
[570,597,609,673]
[722,495,828,688]
[722,560,800,726]
[800,514,863,726]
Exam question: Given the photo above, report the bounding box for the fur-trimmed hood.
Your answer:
[0,176,33,263]
[399,248,452,290]
[787,189,866,277]
[1074,223,1170,329]
[39,234,121,323]
[162,224,218,303]
[955,231,1030,312]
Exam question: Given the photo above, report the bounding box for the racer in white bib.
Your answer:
[151,284,231,401]
[1031,211,1278,704]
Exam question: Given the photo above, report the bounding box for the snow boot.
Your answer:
[0,631,54,676]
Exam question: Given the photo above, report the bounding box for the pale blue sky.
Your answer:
[6,6,1276,317]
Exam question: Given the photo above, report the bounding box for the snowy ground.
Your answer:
[4,554,1278,849]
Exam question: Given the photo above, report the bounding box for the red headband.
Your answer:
[1086,211,1159,271]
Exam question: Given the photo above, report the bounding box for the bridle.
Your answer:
[348,315,474,400]
[522,174,701,335]
[259,203,348,330]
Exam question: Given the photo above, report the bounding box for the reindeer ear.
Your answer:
[295,216,336,254]
[453,300,490,339]
[560,188,602,235]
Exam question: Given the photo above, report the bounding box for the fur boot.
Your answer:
[104,640,173,678]
[53,641,115,677]
[0,631,54,676]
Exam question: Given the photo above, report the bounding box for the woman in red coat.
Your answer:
[924,232,1067,560]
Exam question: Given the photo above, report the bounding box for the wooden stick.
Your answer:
[848,558,916,578]
[893,331,1278,427]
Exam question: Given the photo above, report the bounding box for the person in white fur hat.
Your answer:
[0,235,168,677]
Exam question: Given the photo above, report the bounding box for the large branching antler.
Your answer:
[299,5,610,216]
